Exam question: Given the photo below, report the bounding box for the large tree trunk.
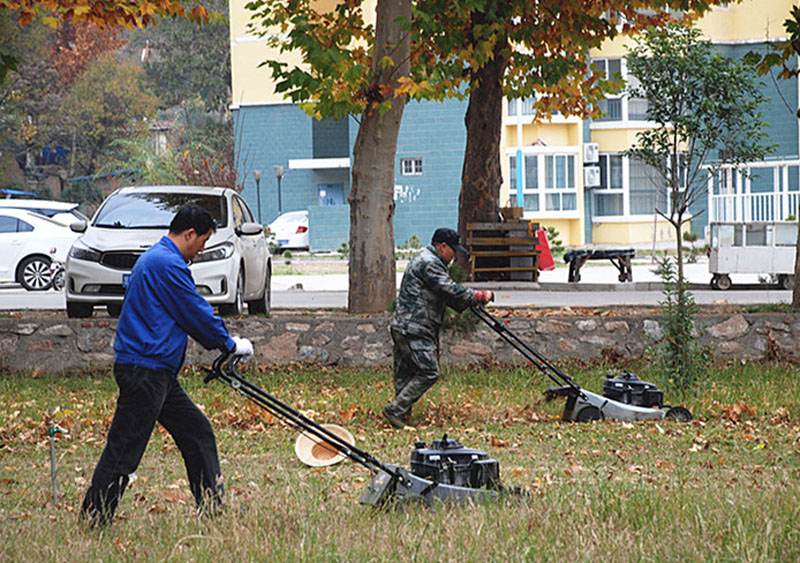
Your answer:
[347,0,410,314]
[456,33,509,273]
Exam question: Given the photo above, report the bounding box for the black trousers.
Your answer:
[81,363,223,525]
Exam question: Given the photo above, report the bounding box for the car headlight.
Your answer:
[69,240,102,262]
[194,242,235,263]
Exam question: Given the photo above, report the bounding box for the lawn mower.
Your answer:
[471,306,692,423]
[203,351,519,507]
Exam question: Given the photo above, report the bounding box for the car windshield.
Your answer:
[94,192,227,229]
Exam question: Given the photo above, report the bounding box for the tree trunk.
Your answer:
[347,0,410,314]
[793,215,800,306]
[674,217,685,300]
[456,34,509,272]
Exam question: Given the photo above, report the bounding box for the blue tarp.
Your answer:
[0,188,38,198]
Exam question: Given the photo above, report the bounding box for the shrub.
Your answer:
[653,257,709,389]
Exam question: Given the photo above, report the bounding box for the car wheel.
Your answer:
[51,268,65,292]
[66,301,93,318]
[107,303,122,317]
[247,265,272,315]
[18,256,52,291]
[219,270,244,316]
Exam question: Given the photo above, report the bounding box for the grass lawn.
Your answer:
[1,359,799,561]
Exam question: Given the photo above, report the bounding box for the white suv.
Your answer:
[65,186,272,318]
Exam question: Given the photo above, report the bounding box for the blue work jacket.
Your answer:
[113,236,235,374]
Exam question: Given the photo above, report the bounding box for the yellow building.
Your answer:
[229,0,798,250]
[499,0,798,247]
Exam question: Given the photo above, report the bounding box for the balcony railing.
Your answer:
[706,159,800,223]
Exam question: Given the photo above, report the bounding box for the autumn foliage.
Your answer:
[2,0,210,29]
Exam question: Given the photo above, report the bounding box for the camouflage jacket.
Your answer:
[390,245,478,339]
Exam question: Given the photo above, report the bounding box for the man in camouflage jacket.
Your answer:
[382,228,493,429]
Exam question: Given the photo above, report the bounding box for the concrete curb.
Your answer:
[467,281,711,292]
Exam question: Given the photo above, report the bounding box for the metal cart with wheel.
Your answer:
[709,222,796,290]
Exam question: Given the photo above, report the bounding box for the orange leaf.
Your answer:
[491,436,508,447]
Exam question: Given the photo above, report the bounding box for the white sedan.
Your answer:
[0,209,79,291]
[267,210,309,252]
[65,185,272,318]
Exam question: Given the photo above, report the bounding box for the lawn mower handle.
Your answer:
[202,351,403,481]
[470,305,585,398]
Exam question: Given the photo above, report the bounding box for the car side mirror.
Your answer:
[236,222,264,236]
[70,221,87,233]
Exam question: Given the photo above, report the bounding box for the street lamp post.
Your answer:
[253,169,262,224]
[274,165,284,215]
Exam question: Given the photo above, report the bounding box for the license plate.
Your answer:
[278,239,289,245]
[122,274,131,288]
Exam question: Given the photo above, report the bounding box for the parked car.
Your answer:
[267,210,309,252]
[0,199,89,227]
[0,209,80,291]
[65,186,272,318]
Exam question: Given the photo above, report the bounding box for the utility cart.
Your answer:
[709,221,796,290]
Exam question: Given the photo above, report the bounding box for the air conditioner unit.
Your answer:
[583,143,599,164]
[584,166,601,188]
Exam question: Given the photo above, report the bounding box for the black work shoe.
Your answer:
[382,406,406,429]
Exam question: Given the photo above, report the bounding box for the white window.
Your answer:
[629,156,666,215]
[401,158,423,176]
[507,96,561,118]
[592,154,666,218]
[595,154,624,216]
[591,57,649,122]
[544,154,577,211]
[508,151,577,215]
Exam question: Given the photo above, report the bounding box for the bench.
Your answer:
[563,249,636,283]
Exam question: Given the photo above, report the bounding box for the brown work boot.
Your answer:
[381,406,406,429]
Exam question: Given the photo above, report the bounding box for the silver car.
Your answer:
[65,186,272,318]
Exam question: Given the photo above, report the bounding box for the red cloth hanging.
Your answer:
[536,227,555,271]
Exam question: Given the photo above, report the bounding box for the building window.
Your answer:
[508,155,541,211]
[510,152,577,213]
[401,158,423,176]
[629,156,665,215]
[591,57,649,122]
[543,154,577,211]
[507,96,560,118]
[595,154,624,216]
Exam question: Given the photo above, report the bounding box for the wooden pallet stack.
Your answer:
[466,220,540,282]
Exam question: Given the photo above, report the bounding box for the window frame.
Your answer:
[400,158,423,176]
[506,147,580,218]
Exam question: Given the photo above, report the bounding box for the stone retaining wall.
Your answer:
[0,312,798,374]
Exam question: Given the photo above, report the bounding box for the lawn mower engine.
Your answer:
[410,434,500,489]
[602,372,663,408]
[359,434,508,507]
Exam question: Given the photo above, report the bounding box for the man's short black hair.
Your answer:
[169,205,216,236]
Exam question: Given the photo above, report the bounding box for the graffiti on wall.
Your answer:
[394,184,421,204]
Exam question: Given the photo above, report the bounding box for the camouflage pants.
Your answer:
[385,328,440,418]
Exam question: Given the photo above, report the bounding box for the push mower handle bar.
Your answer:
[470,305,583,396]
[203,351,399,479]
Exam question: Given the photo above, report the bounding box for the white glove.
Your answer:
[231,336,254,362]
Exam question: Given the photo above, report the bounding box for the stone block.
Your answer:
[707,314,749,340]
[257,332,299,363]
[41,324,73,337]
[604,321,630,334]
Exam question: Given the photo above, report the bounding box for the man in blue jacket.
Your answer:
[80,206,254,526]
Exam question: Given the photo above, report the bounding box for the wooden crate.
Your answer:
[466,221,540,282]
